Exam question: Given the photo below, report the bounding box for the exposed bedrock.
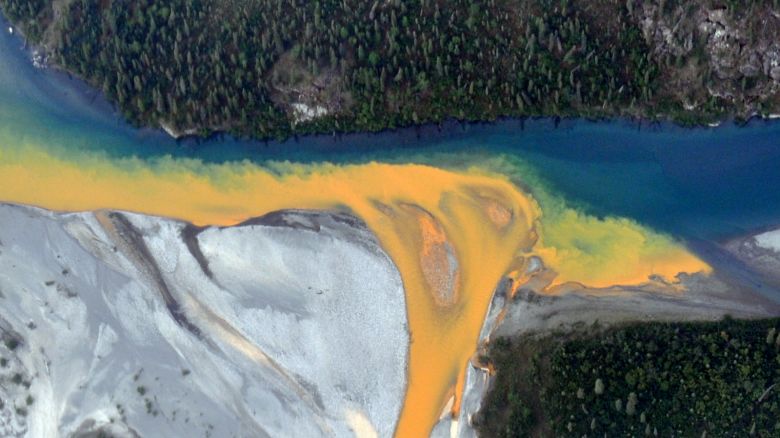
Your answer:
[0,204,408,437]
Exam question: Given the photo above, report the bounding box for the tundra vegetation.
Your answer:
[2,0,780,139]
[476,317,780,437]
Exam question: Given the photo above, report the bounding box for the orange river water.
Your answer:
[0,145,710,436]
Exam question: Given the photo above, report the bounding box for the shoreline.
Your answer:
[444,222,780,436]
[8,199,780,437]
[497,226,780,339]
[4,15,780,148]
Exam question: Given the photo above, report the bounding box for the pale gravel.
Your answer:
[0,204,408,438]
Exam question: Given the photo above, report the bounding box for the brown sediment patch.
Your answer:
[484,199,513,229]
[402,204,460,307]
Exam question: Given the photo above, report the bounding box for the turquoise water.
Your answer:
[3,14,780,243]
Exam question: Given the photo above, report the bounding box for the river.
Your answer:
[2,13,780,437]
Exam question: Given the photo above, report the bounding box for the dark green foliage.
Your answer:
[477,318,780,437]
[0,0,663,139]
[54,0,289,138]
[1,0,777,139]
[0,0,48,42]
[505,391,534,436]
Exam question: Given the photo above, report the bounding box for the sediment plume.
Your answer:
[0,145,709,436]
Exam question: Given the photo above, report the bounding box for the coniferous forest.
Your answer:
[2,0,780,139]
[477,317,780,437]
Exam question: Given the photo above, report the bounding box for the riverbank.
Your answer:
[492,222,780,340]
[2,1,780,142]
[7,12,780,247]
[431,219,780,437]
[468,227,780,436]
[477,315,780,436]
[7,9,780,253]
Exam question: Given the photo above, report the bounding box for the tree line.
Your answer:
[477,317,780,437]
[0,0,665,139]
[2,0,777,139]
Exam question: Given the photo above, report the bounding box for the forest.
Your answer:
[1,0,779,139]
[476,317,780,437]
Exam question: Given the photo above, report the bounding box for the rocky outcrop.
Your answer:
[633,1,780,115]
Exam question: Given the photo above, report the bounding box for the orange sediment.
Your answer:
[0,145,710,436]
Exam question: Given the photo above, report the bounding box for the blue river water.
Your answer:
[2,14,780,243]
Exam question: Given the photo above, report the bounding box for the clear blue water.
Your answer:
[2,14,780,243]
